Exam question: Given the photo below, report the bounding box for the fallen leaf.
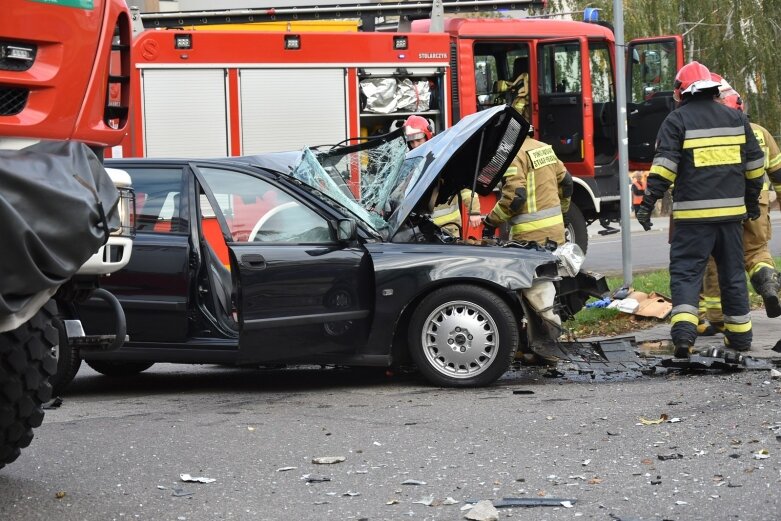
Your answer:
[55,491,66,499]
[536,489,547,496]
[641,458,653,465]
[587,478,603,485]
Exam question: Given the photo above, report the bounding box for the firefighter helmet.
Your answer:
[673,61,720,101]
[403,115,433,143]
[711,73,744,112]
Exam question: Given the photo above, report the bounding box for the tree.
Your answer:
[548,0,781,137]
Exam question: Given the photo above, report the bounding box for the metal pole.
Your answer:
[613,0,633,287]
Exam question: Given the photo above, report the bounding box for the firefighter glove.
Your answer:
[482,218,497,238]
[635,204,653,231]
[746,200,760,221]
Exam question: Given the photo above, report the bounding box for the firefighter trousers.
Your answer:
[700,202,774,323]
[670,221,752,349]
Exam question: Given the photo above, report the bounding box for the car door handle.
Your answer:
[241,254,267,270]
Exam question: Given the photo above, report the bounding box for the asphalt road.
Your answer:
[584,215,781,275]
[2,363,780,520]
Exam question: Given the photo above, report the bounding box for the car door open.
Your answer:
[191,163,374,364]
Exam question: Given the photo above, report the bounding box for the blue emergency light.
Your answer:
[583,7,600,22]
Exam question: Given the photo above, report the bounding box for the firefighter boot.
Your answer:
[697,319,724,337]
[673,342,695,358]
[749,267,781,319]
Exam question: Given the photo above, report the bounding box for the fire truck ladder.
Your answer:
[137,0,548,32]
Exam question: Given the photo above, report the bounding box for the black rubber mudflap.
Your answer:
[0,301,58,469]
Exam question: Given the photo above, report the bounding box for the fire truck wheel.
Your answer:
[0,301,58,469]
[49,317,82,397]
[565,203,588,254]
[85,360,154,377]
[408,285,517,388]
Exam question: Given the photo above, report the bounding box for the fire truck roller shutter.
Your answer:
[239,69,348,154]
[142,69,229,158]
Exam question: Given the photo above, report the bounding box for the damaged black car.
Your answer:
[62,106,607,390]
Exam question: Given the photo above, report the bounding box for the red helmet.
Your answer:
[711,73,743,111]
[673,61,720,101]
[403,115,433,143]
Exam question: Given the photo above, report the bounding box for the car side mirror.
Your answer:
[336,218,357,242]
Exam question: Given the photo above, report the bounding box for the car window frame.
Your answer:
[189,161,342,247]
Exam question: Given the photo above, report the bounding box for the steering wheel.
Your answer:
[248,201,298,242]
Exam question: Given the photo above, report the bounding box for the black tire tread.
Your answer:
[0,301,58,469]
[566,203,589,254]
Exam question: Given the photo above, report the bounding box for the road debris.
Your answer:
[638,414,668,425]
[465,497,578,508]
[302,474,331,483]
[675,500,688,505]
[171,488,194,497]
[54,491,66,499]
[401,479,427,485]
[463,500,499,521]
[771,368,781,379]
[657,453,683,461]
[312,456,346,465]
[752,449,770,460]
[276,466,297,472]
[179,474,215,484]
[512,389,535,395]
[342,491,360,497]
[413,496,436,506]
[386,499,400,505]
[581,459,591,466]
[443,497,460,505]
[157,485,167,490]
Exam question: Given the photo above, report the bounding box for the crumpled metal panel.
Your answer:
[0,141,120,316]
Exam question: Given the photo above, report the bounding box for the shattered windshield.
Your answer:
[289,133,409,233]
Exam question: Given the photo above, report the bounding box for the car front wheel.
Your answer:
[408,285,519,387]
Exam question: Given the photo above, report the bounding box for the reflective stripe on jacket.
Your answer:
[647,96,765,223]
[431,189,481,228]
[487,138,571,243]
[752,122,781,201]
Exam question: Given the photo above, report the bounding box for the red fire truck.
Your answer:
[1,0,134,468]
[125,1,683,251]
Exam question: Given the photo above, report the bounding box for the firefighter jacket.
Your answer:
[486,137,573,243]
[432,190,481,230]
[647,96,765,223]
[750,122,781,204]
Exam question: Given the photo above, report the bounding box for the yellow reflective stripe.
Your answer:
[432,208,461,227]
[527,170,537,213]
[768,153,781,170]
[746,166,765,179]
[510,213,564,233]
[748,262,774,277]
[682,135,746,149]
[773,183,781,192]
[693,145,741,167]
[503,166,518,178]
[724,321,752,333]
[649,164,676,183]
[671,312,699,325]
[491,204,511,221]
[672,205,746,219]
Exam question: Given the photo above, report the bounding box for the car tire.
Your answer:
[85,360,154,377]
[408,285,518,387]
[565,203,588,254]
[0,301,58,469]
[49,317,82,397]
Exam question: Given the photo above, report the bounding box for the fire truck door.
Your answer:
[142,69,229,157]
[536,37,591,164]
[626,36,683,167]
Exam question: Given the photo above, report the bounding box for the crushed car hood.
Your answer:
[233,105,528,238]
[385,105,528,237]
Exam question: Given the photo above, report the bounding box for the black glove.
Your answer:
[635,204,653,231]
[746,201,760,221]
[482,218,497,238]
[562,209,571,229]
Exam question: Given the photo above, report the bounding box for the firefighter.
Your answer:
[635,61,765,357]
[631,171,646,214]
[403,115,481,237]
[697,75,781,333]
[482,125,573,245]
